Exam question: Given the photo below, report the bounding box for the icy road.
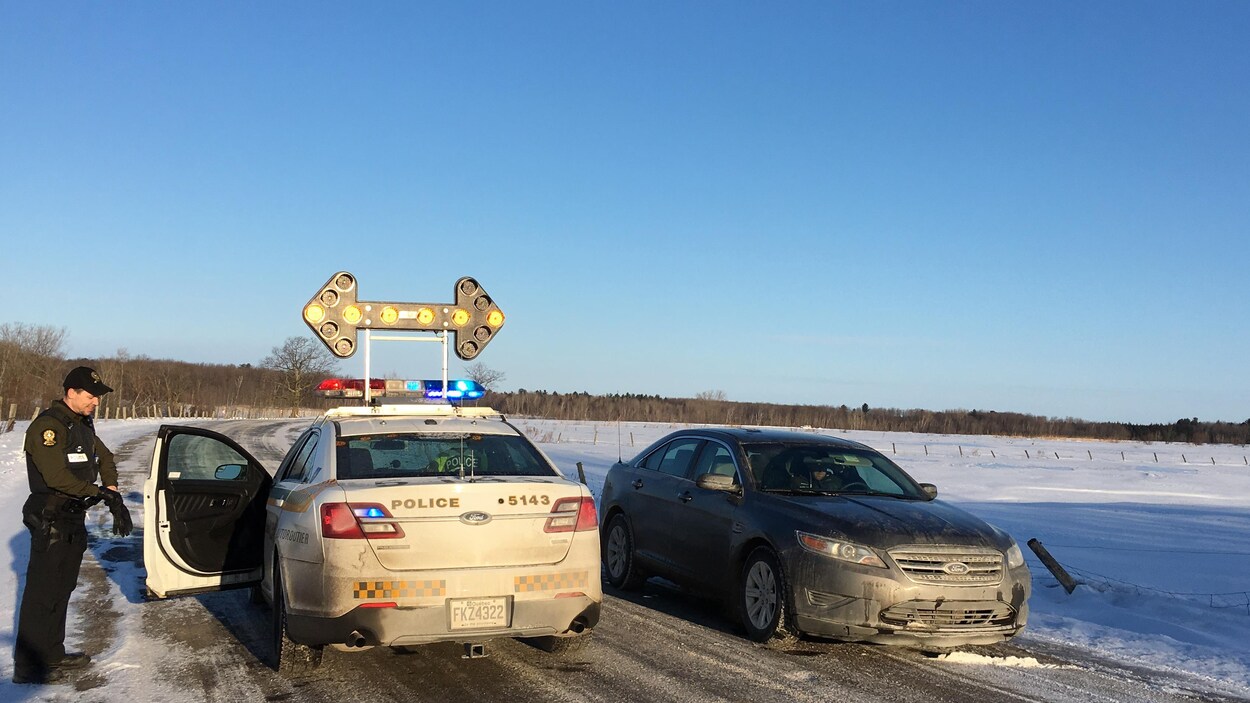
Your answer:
[3,417,1249,702]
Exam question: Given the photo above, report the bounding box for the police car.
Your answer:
[143,274,600,671]
[142,402,601,670]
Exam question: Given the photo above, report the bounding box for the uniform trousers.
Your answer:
[14,495,88,679]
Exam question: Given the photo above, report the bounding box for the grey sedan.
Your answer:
[598,428,1030,649]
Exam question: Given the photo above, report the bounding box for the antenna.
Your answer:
[617,419,622,463]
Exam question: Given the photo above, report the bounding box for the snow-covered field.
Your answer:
[1,417,1248,699]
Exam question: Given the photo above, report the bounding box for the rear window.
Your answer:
[335,432,558,479]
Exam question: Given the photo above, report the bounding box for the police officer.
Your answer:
[13,366,133,685]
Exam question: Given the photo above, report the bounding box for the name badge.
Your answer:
[67,452,89,463]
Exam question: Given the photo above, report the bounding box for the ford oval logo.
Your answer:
[943,562,971,575]
[460,511,492,525]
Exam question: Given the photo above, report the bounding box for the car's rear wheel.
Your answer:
[738,547,798,646]
[603,514,646,590]
[271,559,323,673]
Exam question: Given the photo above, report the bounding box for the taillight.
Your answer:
[545,497,598,533]
[321,503,405,539]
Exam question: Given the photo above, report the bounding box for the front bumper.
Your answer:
[784,548,1031,648]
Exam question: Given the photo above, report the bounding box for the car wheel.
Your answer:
[271,559,323,673]
[603,514,646,590]
[738,547,798,646]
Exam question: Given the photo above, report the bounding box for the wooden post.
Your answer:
[576,461,587,486]
[1088,450,1092,460]
[923,445,928,456]
[991,450,995,458]
[958,446,963,457]
[1025,450,1030,459]
[1027,539,1078,594]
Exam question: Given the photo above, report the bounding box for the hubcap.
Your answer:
[744,560,778,629]
[606,525,628,577]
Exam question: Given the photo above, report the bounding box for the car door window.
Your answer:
[693,442,739,481]
[166,433,250,482]
[280,431,319,483]
[652,439,703,479]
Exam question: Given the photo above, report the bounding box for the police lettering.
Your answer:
[391,497,460,510]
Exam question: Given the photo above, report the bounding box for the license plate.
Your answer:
[448,597,509,630]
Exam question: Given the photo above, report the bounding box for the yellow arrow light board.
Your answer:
[303,272,505,360]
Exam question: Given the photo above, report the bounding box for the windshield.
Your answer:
[335,432,559,479]
[743,442,926,499]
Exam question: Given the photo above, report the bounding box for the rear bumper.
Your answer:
[287,596,601,647]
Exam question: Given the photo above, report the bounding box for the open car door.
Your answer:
[143,425,272,598]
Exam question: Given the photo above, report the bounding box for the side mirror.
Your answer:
[215,463,246,480]
[920,483,938,499]
[695,473,737,492]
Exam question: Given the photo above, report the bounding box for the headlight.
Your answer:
[1006,542,1025,569]
[795,531,887,568]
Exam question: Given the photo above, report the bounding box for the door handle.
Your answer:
[678,491,693,503]
[632,479,644,490]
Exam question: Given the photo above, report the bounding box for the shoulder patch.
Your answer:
[42,429,57,446]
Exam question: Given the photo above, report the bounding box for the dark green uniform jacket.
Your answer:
[24,400,118,498]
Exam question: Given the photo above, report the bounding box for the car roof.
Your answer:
[313,404,519,437]
[666,426,875,451]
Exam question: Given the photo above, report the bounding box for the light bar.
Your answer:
[314,378,486,400]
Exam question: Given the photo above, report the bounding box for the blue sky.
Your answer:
[3,2,1247,424]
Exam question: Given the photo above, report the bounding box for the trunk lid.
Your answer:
[339,476,588,571]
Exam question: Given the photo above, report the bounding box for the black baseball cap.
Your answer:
[63,366,113,396]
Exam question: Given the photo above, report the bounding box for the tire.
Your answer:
[523,633,591,654]
[603,514,646,590]
[271,560,323,673]
[738,547,798,647]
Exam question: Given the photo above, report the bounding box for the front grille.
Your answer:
[880,600,1016,629]
[888,545,1003,585]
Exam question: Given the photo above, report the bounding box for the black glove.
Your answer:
[100,488,133,537]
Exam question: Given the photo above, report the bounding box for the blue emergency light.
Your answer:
[422,379,485,400]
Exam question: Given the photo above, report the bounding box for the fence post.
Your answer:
[576,461,587,486]
[1088,450,1092,460]
[1027,539,1078,594]
[1025,450,1030,459]
[958,446,963,457]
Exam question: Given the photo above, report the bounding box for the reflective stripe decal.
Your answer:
[275,480,336,513]
[514,571,589,592]
[354,580,446,599]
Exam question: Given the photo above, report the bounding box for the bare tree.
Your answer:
[695,390,727,401]
[261,336,338,416]
[465,362,506,391]
[0,322,68,405]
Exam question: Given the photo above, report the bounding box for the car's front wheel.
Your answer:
[738,547,798,646]
[271,558,324,673]
[603,514,646,590]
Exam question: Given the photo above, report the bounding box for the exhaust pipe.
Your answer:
[346,630,370,648]
[462,642,488,659]
[568,620,587,634]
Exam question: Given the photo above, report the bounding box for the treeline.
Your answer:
[484,390,1250,445]
[0,325,320,418]
[3,322,1246,444]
